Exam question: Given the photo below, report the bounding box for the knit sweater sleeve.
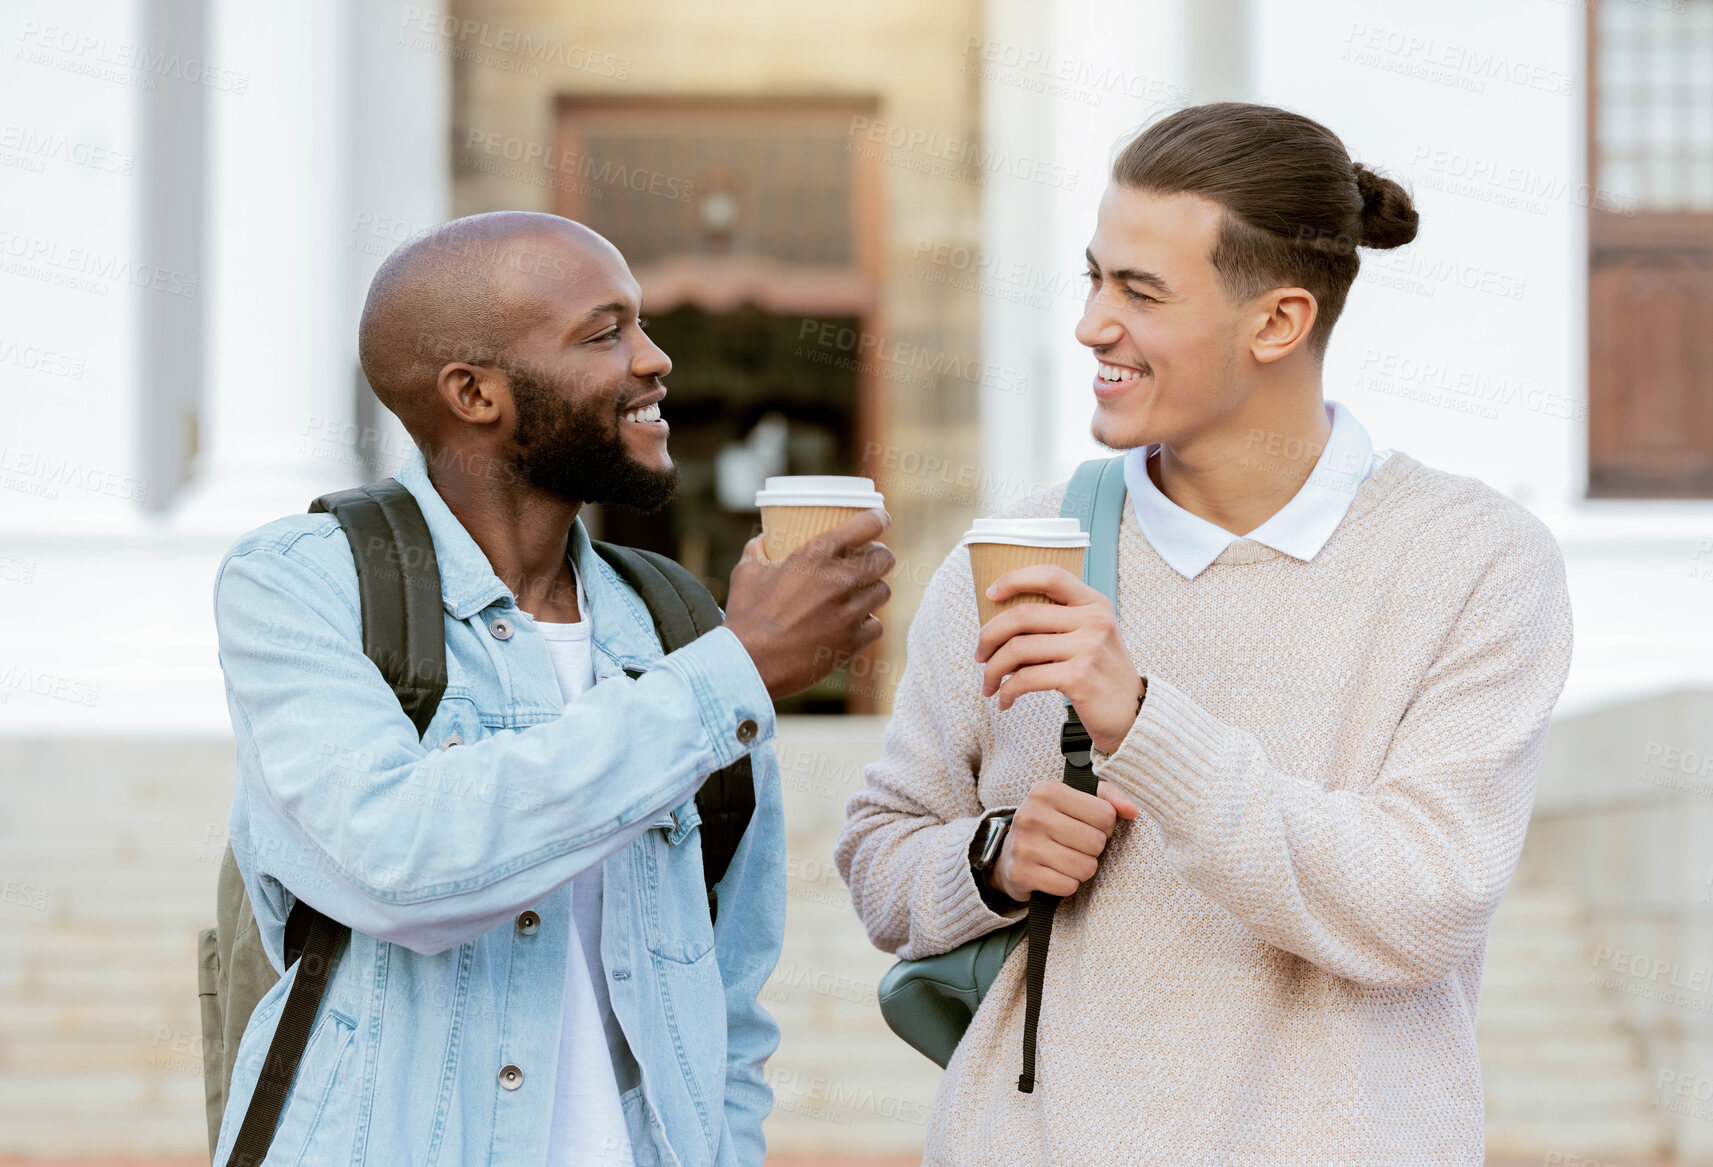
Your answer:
[834,544,1027,959]
[1091,512,1574,989]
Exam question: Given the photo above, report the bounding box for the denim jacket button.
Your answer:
[736,718,758,745]
[439,733,464,749]
[488,616,514,641]
[516,910,540,936]
[499,1063,523,1090]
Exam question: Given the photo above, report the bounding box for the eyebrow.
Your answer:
[1086,248,1175,297]
[569,299,632,334]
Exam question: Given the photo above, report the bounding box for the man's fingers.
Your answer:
[984,564,1093,607]
[1041,813,1109,857]
[856,613,884,650]
[1037,781,1119,832]
[849,577,892,619]
[981,632,1074,697]
[993,661,1071,711]
[1039,849,1099,884]
[1097,780,1140,820]
[739,534,770,565]
[1017,866,1081,899]
[854,540,895,580]
[805,508,890,556]
[973,601,1080,663]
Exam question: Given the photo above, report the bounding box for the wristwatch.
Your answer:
[971,810,1015,877]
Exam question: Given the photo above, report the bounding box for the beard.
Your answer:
[505,365,678,512]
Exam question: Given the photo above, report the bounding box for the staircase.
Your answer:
[1479,884,1665,1162]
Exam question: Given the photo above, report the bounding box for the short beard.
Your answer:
[505,365,678,513]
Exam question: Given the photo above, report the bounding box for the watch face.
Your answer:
[976,815,1009,869]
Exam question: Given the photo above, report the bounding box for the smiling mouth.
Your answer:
[620,401,663,424]
[1097,362,1147,383]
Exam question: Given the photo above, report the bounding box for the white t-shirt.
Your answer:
[536,569,637,1167]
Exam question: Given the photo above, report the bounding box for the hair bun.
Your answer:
[1353,163,1419,250]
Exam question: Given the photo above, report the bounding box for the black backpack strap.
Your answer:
[593,541,757,924]
[224,905,343,1167]
[1016,708,1097,1094]
[1014,457,1130,1093]
[308,479,449,737]
[221,480,448,1166]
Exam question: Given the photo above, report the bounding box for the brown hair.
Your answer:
[1111,102,1418,360]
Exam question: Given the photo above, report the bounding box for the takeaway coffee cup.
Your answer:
[755,476,887,561]
[962,517,1089,625]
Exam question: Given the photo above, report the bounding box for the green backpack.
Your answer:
[196,479,757,1164]
[875,455,1126,1089]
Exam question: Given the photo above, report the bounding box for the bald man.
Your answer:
[209,212,892,1167]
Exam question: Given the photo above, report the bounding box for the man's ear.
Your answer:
[437,363,507,426]
[1250,288,1318,365]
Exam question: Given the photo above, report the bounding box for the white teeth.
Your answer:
[1098,363,1143,383]
[622,402,662,423]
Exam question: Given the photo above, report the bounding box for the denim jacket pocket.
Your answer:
[266,1006,358,1166]
[639,800,714,964]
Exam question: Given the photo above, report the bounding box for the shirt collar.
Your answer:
[1123,400,1388,580]
[395,446,672,666]
[395,447,517,619]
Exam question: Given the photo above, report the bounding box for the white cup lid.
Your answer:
[960,516,1089,548]
[755,475,885,508]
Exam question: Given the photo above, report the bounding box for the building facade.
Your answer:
[2,0,1712,1160]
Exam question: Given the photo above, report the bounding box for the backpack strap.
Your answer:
[593,541,757,926]
[1060,455,1126,606]
[308,479,449,737]
[222,479,446,1167]
[222,911,344,1166]
[1015,456,1128,1094]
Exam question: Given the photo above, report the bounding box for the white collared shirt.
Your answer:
[1123,400,1391,580]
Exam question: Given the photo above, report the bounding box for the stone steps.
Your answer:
[1478,884,1665,1161]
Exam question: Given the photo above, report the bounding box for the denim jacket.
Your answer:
[210,449,785,1167]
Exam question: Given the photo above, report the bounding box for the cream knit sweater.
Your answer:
[833,450,1574,1166]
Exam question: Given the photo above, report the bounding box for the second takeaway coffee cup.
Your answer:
[962,517,1090,625]
[755,476,887,561]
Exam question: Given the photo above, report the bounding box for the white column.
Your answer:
[342,0,451,481]
[979,0,1193,498]
[174,0,354,528]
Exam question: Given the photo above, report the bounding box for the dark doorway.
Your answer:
[599,306,862,714]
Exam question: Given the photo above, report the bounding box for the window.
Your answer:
[1587,0,1713,497]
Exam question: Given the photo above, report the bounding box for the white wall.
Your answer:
[978,0,1193,505]
[979,0,1713,721]
[0,0,448,736]
[1257,0,1713,717]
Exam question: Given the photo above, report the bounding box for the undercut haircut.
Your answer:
[1112,102,1419,360]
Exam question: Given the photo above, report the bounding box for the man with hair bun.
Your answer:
[839,102,1571,1164]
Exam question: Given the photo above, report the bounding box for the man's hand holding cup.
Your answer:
[723,476,894,700]
[964,517,1144,755]
[974,565,1146,754]
[963,515,1143,901]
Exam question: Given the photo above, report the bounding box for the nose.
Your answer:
[634,327,671,381]
[1075,284,1125,351]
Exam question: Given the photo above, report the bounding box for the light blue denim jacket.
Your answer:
[210,449,785,1167]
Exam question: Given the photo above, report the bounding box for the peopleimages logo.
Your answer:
[462,130,692,202]
[0,447,149,503]
[399,8,631,79]
[0,230,198,299]
[796,320,1030,396]
[846,116,1080,191]
[0,336,86,381]
[16,21,250,92]
[0,124,135,175]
